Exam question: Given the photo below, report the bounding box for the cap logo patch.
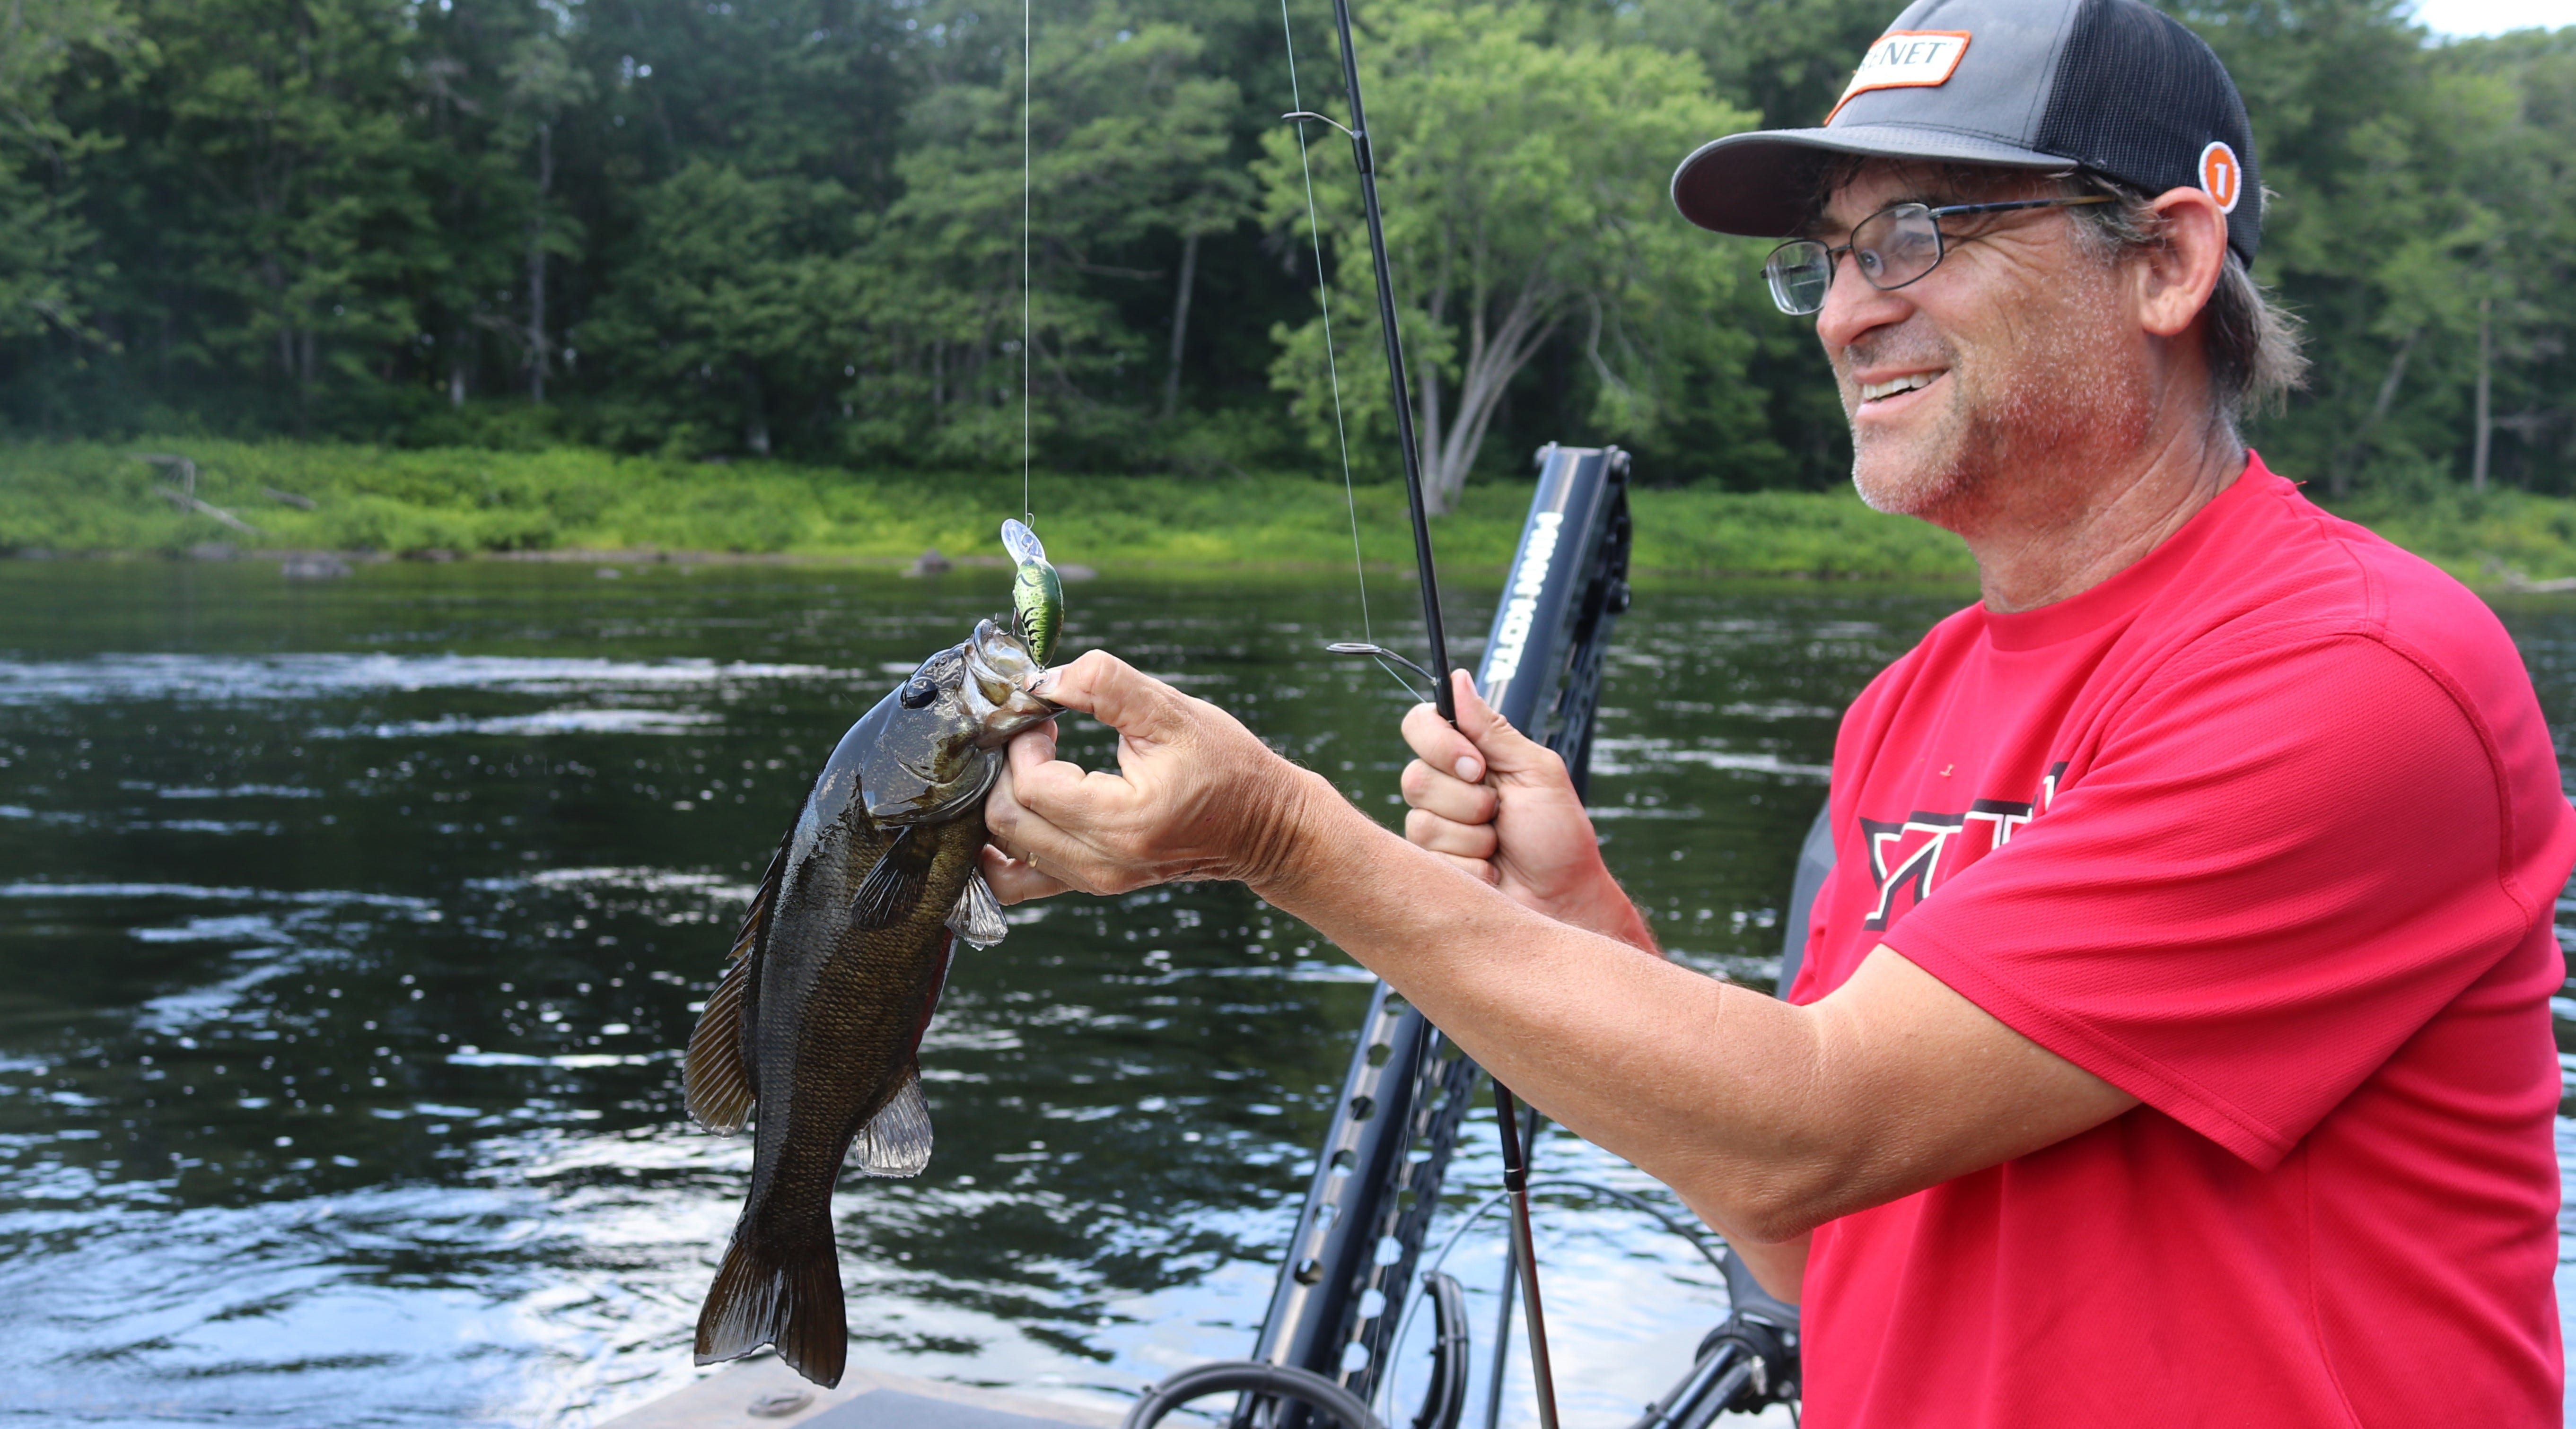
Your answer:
[1827,31,1972,123]
[2199,141,2243,213]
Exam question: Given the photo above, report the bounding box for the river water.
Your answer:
[0,560,2567,1427]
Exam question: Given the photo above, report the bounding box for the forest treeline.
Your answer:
[0,0,2569,501]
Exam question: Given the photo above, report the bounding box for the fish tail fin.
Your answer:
[694,1227,847,1388]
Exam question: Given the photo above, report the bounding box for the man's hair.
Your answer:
[2063,172,2306,424]
[1805,157,2307,428]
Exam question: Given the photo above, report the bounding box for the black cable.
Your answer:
[1412,1272,1471,1429]
[1123,1361,1385,1429]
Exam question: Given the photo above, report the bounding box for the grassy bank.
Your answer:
[2,439,2569,584]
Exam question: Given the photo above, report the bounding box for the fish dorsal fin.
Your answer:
[945,869,1008,949]
[850,1066,934,1177]
[684,829,791,1134]
[849,825,931,931]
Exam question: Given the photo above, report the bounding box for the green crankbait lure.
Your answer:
[1000,518,1063,667]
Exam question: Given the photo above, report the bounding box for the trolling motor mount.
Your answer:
[1627,1247,1803,1429]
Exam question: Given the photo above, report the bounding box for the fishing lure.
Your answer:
[1002,517,1063,667]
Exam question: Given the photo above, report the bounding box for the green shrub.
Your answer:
[6,438,2559,586]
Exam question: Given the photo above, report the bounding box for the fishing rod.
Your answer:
[1300,1,1557,1424]
[1111,447,1635,1429]
[1122,4,1665,1427]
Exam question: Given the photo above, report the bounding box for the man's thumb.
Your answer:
[1046,650,1186,743]
[1452,671,1551,776]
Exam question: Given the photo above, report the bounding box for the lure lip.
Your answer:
[1000,518,1048,568]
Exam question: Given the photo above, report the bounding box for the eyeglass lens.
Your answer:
[1763,203,1945,315]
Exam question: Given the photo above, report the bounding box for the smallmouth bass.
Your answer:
[683,523,1065,1387]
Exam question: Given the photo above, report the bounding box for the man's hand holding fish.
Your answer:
[981,650,1326,901]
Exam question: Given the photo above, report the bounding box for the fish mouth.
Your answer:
[962,619,1058,748]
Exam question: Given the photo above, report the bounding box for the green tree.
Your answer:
[499,30,593,404]
[110,0,439,430]
[850,2,1245,464]
[0,0,147,429]
[2177,1,2576,497]
[1260,0,1761,510]
[580,161,856,457]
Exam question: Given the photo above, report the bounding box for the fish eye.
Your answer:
[898,676,940,709]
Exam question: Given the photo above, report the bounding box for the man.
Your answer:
[981,0,2576,1421]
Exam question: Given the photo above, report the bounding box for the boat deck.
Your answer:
[598,1358,1122,1429]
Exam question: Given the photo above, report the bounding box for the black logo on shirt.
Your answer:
[1859,764,2066,930]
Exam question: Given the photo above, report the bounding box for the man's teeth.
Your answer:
[1860,373,1938,401]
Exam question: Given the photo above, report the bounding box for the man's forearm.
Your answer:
[1252,770,2135,1244]
[984,654,2132,1245]
[1254,769,1845,1242]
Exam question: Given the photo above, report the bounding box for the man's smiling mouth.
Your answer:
[1859,372,1942,403]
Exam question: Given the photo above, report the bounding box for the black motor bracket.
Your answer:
[1626,1248,1802,1429]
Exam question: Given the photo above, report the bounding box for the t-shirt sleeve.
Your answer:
[1882,631,2531,1168]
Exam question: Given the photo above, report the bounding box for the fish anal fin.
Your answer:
[850,1066,934,1178]
[694,1226,848,1388]
[849,825,931,931]
[945,869,1008,948]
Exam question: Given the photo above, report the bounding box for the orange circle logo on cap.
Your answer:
[2199,141,2243,214]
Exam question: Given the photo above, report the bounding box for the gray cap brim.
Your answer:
[1671,125,2072,239]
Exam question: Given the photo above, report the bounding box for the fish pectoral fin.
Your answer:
[849,825,932,931]
[945,869,1008,949]
[850,1067,934,1178]
[683,952,757,1134]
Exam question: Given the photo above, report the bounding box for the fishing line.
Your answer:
[1021,0,1034,527]
[1373,1178,1727,1427]
[1278,0,1371,651]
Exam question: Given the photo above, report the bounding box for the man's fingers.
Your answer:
[1402,700,1485,784]
[1405,807,1498,861]
[990,737,1109,869]
[979,843,1069,905]
[1008,715,1059,766]
[1405,673,1564,787]
[1400,758,1498,825]
[1433,850,1500,885]
[1001,717,1144,823]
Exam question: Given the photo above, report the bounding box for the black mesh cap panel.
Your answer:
[2033,0,2262,263]
[1671,0,2266,263]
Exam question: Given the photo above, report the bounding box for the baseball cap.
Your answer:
[1671,0,2262,266]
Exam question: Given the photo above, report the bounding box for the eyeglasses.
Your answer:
[1762,195,2114,315]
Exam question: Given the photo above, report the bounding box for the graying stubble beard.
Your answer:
[1847,274,2155,530]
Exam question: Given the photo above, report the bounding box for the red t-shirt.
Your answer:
[1790,455,2575,1427]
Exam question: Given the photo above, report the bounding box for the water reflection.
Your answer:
[1,562,2560,1427]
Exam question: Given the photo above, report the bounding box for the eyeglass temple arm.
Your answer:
[1928,194,2116,218]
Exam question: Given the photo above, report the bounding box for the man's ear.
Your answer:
[2132,186,2230,340]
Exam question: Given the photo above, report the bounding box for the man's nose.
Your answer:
[1814,251,1914,352]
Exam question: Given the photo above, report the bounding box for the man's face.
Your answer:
[1813,164,2151,528]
